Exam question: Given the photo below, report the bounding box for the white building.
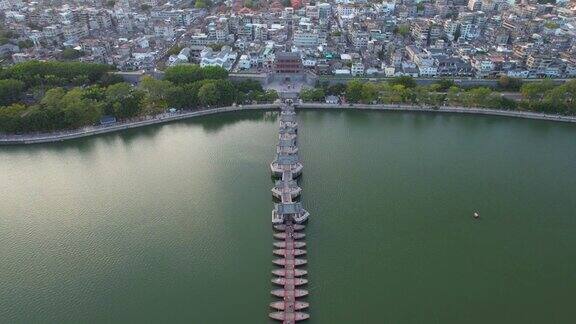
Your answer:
[351,62,365,76]
[334,68,351,75]
[238,54,251,69]
[200,45,238,71]
[62,24,88,42]
[472,57,495,76]
[318,3,332,19]
[154,23,175,40]
[337,5,356,19]
[167,47,191,67]
[293,30,319,47]
[418,65,438,76]
[306,6,319,19]
[190,33,211,46]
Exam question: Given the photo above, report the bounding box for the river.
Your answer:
[1,110,575,323]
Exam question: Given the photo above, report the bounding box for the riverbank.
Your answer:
[2,102,575,145]
[296,103,576,124]
[0,104,278,145]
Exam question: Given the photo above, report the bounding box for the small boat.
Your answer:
[272,269,308,277]
[274,241,306,248]
[473,211,480,219]
[270,301,309,310]
[273,232,306,240]
[271,277,308,286]
[269,311,310,321]
[273,249,307,256]
[270,289,309,298]
[273,258,307,266]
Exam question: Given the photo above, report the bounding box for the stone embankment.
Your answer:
[0,104,278,145]
[3,102,574,145]
[296,103,576,124]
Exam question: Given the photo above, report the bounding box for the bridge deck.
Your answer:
[270,102,309,323]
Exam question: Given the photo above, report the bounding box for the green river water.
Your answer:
[1,110,575,323]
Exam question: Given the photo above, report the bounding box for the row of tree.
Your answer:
[303,78,576,115]
[0,64,278,134]
[0,61,113,89]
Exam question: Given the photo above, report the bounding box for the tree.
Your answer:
[495,96,517,110]
[21,105,54,132]
[140,77,174,114]
[195,0,210,8]
[520,80,554,101]
[83,85,107,102]
[41,87,67,110]
[412,86,435,105]
[98,73,125,87]
[543,80,576,114]
[201,66,228,80]
[198,83,219,106]
[360,83,378,103]
[6,61,112,88]
[544,21,559,29]
[498,75,523,91]
[166,86,187,109]
[61,48,85,60]
[18,40,34,49]
[0,104,27,133]
[0,79,25,106]
[434,78,456,91]
[59,88,102,128]
[345,80,364,103]
[388,84,410,103]
[300,88,325,102]
[446,86,460,104]
[214,79,237,106]
[264,90,279,102]
[72,75,89,86]
[235,79,263,93]
[390,76,416,88]
[167,45,183,56]
[326,83,346,96]
[396,25,410,37]
[105,83,143,118]
[164,65,204,85]
[461,87,492,107]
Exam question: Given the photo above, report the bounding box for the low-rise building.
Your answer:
[200,46,238,71]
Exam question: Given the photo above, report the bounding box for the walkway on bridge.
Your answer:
[269,102,310,323]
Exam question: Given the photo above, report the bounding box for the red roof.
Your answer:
[291,0,302,9]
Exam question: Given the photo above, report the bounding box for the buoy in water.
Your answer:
[473,212,480,219]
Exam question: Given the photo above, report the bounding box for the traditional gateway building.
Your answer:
[229,52,315,98]
[273,52,303,74]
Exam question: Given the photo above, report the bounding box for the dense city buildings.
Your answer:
[0,0,575,78]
